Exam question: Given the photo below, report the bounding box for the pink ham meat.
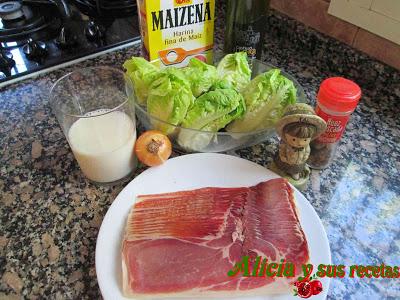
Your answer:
[122,178,309,298]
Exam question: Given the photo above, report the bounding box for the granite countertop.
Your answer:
[1,10,400,300]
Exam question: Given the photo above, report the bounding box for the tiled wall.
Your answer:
[270,0,400,70]
[329,0,400,45]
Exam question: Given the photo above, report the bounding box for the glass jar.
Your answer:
[308,77,361,169]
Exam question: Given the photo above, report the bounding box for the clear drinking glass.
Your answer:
[50,66,137,184]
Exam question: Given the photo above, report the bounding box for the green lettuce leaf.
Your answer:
[182,88,245,129]
[178,88,245,151]
[209,78,234,90]
[216,52,251,91]
[182,58,218,97]
[123,57,158,105]
[147,68,194,134]
[227,69,297,132]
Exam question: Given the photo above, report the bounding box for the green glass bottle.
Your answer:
[224,0,270,59]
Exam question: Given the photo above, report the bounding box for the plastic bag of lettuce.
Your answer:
[123,52,297,152]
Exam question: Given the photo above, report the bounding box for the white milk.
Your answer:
[68,110,137,183]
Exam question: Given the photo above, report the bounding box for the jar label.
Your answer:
[315,106,350,143]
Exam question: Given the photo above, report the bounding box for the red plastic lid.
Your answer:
[317,77,361,112]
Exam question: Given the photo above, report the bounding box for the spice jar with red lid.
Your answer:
[307,77,361,169]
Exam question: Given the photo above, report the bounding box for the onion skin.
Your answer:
[135,130,172,167]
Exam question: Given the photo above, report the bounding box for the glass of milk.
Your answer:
[50,66,137,184]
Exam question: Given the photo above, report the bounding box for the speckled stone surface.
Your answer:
[1,7,400,300]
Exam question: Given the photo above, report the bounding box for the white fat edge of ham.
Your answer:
[126,279,293,298]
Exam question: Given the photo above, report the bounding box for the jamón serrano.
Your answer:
[122,178,309,298]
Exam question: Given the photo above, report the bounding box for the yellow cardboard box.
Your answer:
[137,0,215,67]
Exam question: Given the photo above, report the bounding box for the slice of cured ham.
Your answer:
[122,178,309,298]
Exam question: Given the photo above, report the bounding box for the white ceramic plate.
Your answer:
[96,153,331,300]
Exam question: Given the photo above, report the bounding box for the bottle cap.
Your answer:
[317,77,361,113]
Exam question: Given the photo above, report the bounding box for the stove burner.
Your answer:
[0,49,15,76]
[0,1,24,21]
[23,38,47,62]
[0,2,61,46]
[0,0,141,84]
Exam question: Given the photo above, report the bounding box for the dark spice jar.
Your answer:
[308,77,361,169]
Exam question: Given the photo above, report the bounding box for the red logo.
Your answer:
[293,274,323,298]
[174,0,191,5]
